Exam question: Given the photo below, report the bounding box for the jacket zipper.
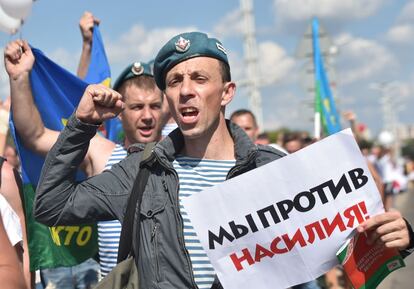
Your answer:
[151,222,161,281]
[151,223,159,240]
[155,153,199,289]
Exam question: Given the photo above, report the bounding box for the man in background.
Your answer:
[230,109,259,142]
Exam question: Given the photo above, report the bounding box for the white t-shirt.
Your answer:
[0,193,22,246]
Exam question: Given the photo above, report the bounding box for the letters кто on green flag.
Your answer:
[9,47,98,270]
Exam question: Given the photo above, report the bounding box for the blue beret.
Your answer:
[154,31,229,90]
[113,61,154,91]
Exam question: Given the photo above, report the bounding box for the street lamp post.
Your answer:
[240,0,263,130]
[370,81,400,158]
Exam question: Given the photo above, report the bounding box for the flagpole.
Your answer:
[314,112,321,139]
[312,17,321,139]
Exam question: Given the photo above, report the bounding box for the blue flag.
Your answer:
[84,25,124,143]
[312,17,341,135]
[84,25,111,86]
[9,48,98,270]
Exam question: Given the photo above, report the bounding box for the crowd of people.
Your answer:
[1,11,413,289]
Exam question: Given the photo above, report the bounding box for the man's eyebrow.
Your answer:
[190,69,211,77]
[167,68,212,81]
[192,69,208,74]
[166,71,182,80]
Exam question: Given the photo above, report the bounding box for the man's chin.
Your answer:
[136,131,161,143]
[136,136,152,144]
[180,127,203,140]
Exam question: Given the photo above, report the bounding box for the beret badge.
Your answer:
[175,36,191,53]
[131,62,144,75]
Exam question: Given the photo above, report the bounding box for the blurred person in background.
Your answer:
[0,156,31,288]
[256,132,270,145]
[230,109,259,142]
[283,132,304,154]
[0,217,27,289]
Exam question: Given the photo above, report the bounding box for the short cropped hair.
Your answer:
[117,75,162,102]
[219,61,231,83]
[230,109,257,128]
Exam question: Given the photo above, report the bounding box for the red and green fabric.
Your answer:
[337,233,405,289]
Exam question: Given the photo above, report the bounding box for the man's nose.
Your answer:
[179,77,195,99]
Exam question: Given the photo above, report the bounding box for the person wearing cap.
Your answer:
[5,38,164,282]
[33,31,414,289]
[98,60,165,277]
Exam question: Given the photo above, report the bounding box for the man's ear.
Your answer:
[221,82,236,106]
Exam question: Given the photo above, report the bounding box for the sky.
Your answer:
[1,0,413,137]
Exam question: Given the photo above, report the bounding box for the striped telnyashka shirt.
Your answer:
[173,156,235,289]
[98,144,126,278]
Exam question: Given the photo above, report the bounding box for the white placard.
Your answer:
[182,129,384,289]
